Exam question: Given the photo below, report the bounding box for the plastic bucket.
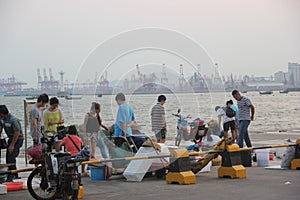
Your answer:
[90,166,105,181]
[256,149,269,167]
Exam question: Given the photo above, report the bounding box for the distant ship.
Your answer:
[57,91,69,97]
[65,95,82,100]
[259,91,273,95]
[279,89,289,94]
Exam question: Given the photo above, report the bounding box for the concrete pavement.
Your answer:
[1,131,300,200]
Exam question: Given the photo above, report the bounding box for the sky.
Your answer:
[0,0,299,88]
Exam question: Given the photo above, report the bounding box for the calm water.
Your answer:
[0,91,299,139]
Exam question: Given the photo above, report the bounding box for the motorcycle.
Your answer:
[26,127,90,200]
[173,109,208,146]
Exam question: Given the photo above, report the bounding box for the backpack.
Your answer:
[225,107,236,118]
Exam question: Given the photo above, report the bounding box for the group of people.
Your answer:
[215,90,255,148]
[113,93,167,145]
[0,89,254,182]
[0,93,108,181]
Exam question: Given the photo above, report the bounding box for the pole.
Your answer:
[240,144,297,152]
[24,99,28,165]
[0,167,35,175]
[81,154,171,165]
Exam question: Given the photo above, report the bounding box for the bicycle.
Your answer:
[27,129,89,200]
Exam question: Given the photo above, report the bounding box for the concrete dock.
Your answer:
[1,131,300,200]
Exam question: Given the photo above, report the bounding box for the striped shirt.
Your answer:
[237,96,252,120]
[151,103,165,131]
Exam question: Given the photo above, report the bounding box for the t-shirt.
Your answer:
[43,108,64,132]
[151,102,166,131]
[60,135,83,156]
[114,104,135,137]
[30,104,43,138]
[230,104,239,120]
[0,113,23,139]
[237,96,252,120]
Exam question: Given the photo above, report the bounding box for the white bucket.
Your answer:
[256,149,269,167]
[0,184,7,194]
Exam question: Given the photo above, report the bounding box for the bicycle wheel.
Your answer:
[27,167,56,200]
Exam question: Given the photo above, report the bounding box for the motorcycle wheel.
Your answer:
[70,175,79,200]
[175,132,182,146]
[63,165,80,200]
[27,166,56,200]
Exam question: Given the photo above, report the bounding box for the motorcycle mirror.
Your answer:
[177,108,181,113]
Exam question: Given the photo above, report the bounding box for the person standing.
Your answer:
[232,90,255,148]
[30,93,49,145]
[83,102,108,159]
[227,99,239,143]
[95,103,110,159]
[0,105,24,182]
[43,97,64,151]
[114,93,136,147]
[151,95,167,143]
[215,105,235,139]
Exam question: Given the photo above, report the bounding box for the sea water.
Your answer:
[0,91,299,144]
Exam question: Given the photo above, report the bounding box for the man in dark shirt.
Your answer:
[0,105,24,181]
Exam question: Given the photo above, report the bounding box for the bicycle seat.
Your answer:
[54,152,71,158]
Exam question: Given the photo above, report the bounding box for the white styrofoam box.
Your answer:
[0,184,7,194]
[123,147,168,182]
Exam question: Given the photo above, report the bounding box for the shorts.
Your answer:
[223,120,236,132]
[84,132,98,143]
[154,128,166,140]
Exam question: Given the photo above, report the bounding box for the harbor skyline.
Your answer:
[0,61,299,96]
[1,0,299,88]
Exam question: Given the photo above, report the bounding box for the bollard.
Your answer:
[218,144,246,178]
[291,139,300,170]
[166,148,196,185]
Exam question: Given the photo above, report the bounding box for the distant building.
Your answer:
[274,71,288,83]
[288,62,300,86]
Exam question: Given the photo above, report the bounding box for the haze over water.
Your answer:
[0,91,299,140]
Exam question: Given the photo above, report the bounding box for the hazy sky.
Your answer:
[0,0,299,87]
